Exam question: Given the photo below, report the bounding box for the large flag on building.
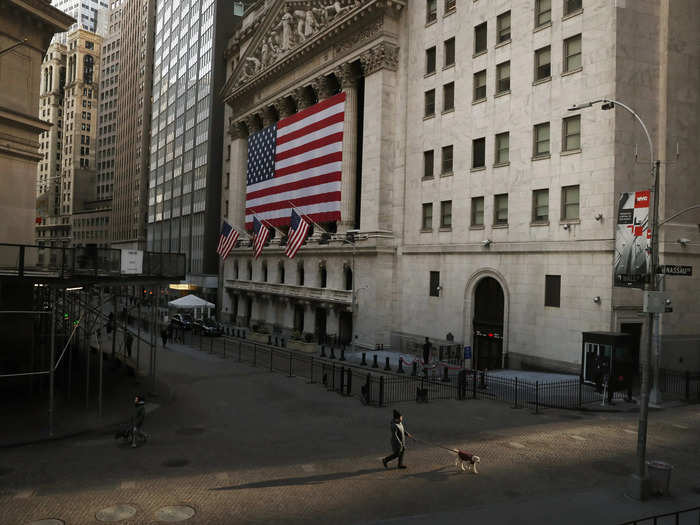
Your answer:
[285,209,311,259]
[252,216,270,259]
[216,221,239,260]
[245,92,346,228]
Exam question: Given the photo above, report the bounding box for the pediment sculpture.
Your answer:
[235,0,365,89]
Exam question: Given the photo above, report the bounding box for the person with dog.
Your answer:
[132,394,147,448]
[422,337,432,365]
[382,410,412,469]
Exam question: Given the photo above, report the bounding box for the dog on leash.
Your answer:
[455,449,480,473]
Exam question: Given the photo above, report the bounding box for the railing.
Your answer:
[658,368,700,401]
[0,243,186,280]
[618,505,700,525]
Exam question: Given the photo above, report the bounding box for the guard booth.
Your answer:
[581,332,636,389]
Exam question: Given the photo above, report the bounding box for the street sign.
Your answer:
[464,346,472,359]
[657,265,692,276]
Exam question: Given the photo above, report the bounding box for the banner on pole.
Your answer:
[614,190,651,288]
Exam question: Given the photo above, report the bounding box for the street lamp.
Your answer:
[569,98,659,500]
[337,230,367,350]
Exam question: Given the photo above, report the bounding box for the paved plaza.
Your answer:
[1,336,699,524]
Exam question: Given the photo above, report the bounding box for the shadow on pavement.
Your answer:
[211,467,386,490]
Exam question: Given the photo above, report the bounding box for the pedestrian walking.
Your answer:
[160,326,168,348]
[167,323,173,344]
[131,394,147,448]
[382,410,412,469]
[125,332,134,357]
[422,337,432,365]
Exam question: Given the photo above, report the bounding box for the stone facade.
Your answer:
[219,0,700,373]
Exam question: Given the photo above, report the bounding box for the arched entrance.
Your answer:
[473,277,505,370]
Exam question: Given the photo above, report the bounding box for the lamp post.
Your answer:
[338,230,367,351]
[569,99,659,500]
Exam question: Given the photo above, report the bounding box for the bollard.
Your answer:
[309,356,315,383]
[361,352,367,366]
[364,373,371,405]
[379,376,385,407]
[380,344,384,351]
[372,354,379,368]
[535,380,539,414]
[331,363,336,391]
[397,358,404,374]
[253,344,257,367]
[412,361,417,377]
[384,357,391,371]
[442,365,450,383]
[281,337,286,348]
[268,335,272,345]
[439,346,444,362]
[458,370,466,400]
[339,366,345,394]
[242,330,246,340]
[288,352,293,377]
[270,348,273,372]
[238,341,242,362]
[347,368,352,396]
[340,347,345,361]
[320,345,327,358]
[513,377,519,408]
[330,347,336,360]
[479,370,485,389]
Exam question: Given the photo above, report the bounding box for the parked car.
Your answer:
[171,313,193,330]
[193,317,222,336]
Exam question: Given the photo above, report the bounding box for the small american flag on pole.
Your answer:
[245,92,345,228]
[252,217,270,258]
[217,221,239,260]
[285,209,310,259]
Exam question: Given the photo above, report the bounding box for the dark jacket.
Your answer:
[390,419,407,452]
[134,402,145,428]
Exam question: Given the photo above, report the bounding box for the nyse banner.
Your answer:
[614,191,651,288]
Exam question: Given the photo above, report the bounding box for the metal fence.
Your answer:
[658,369,700,401]
[618,505,700,525]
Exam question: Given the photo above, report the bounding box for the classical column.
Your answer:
[228,119,249,230]
[334,62,361,232]
[311,75,335,101]
[291,86,313,111]
[261,106,277,128]
[273,97,295,119]
[358,42,399,232]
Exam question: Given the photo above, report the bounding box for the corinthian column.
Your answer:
[228,119,249,230]
[334,62,360,232]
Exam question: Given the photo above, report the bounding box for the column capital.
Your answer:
[245,113,261,134]
[291,86,312,111]
[260,106,277,127]
[359,42,399,76]
[333,62,360,89]
[273,97,295,119]
[228,118,248,140]
[311,75,335,100]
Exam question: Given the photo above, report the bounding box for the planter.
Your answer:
[247,331,270,344]
[288,339,317,354]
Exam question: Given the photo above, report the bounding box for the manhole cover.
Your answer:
[0,467,13,476]
[176,427,205,436]
[26,520,65,525]
[154,505,196,522]
[591,460,628,476]
[162,458,189,468]
[96,504,137,522]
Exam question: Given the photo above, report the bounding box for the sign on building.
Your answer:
[657,264,692,276]
[120,249,144,274]
[614,190,651,288]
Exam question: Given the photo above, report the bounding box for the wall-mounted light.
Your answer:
[595,213,603,221]
[482,239,492,247]
[678,238,690,247]
[593,296,601,304]
[562,224,570,230]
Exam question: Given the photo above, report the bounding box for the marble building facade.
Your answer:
[219,0,700,373]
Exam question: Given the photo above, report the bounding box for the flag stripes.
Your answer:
[217,221,239,260]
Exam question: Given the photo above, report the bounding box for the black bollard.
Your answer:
[340,347,345,361]
[411,361,417,376]
[281,338,286,348]
[268,335,272,345]
[346,368,352,396]
[439,346,444,362]
[384,357,391,371]
[330,347,336,359]
[479,370,486,389]
[442,365,450,383]
[397,358,405,374]
[339,366,345,394]
[320,345,327,358]
[372,354,379,368]
[361,352,367,366]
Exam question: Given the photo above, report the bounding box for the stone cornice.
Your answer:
[359,41,398,75]
[221,0,404,106]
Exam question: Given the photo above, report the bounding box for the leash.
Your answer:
[410,435,459,454]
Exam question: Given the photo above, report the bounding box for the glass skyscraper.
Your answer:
[148,0,233,283]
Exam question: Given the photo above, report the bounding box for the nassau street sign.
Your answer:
[657,265,693,276]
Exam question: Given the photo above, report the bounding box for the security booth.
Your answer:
[581,332,636,391]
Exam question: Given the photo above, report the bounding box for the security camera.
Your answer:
[678,238,690,246]
[482,239,491,247]
[562,224,570,230]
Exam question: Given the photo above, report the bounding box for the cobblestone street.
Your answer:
[2,339,699,524]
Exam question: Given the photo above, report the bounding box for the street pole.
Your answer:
[48,291,56,437]
[98,287,103,417]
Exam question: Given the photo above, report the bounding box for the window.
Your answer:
[444,0,455,13]
[495,132,509,165]
[429,271,440,297]
[533,122,550,158]
[425,46,436,75]
[426,0,437,23]
[444,37,455,68]
[562,115,581,152]
[424,89,435,117]
[535,0,552,27]
[532,189,549,222]
[473,70,487,101]
[262,263,268,282]
[225,172,230,189]
[422,202,433,230]
[535,46,551,81]
[564,0,582,16]
[564,34,582,73]
[545,275,561,307]
[441,145,453,174]
[472,138,485,169]
[279,263,285,284]
[497,11,511,44]
[423,150,434,179]
[297,263,304,285]
[494,194,508,225]
[561,185,580,220]
[443,82,454,112]
[496,61,510,94]
[440,200,452,229]
[474,22,487,55]
[471,196,484,226]
[320,266,327,288]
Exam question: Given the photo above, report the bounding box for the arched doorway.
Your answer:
[473,277,504,370]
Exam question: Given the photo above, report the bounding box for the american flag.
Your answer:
[252,217,270,258]
[285,209,311,259]
[216,221,239,260]
[245,92,346,228]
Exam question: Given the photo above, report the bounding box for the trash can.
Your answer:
[646,460,673,496]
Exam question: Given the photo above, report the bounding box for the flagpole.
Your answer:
[247,206,285,238]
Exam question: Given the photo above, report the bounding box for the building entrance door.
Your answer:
[315,307,327,343]
[473,277,505,370]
